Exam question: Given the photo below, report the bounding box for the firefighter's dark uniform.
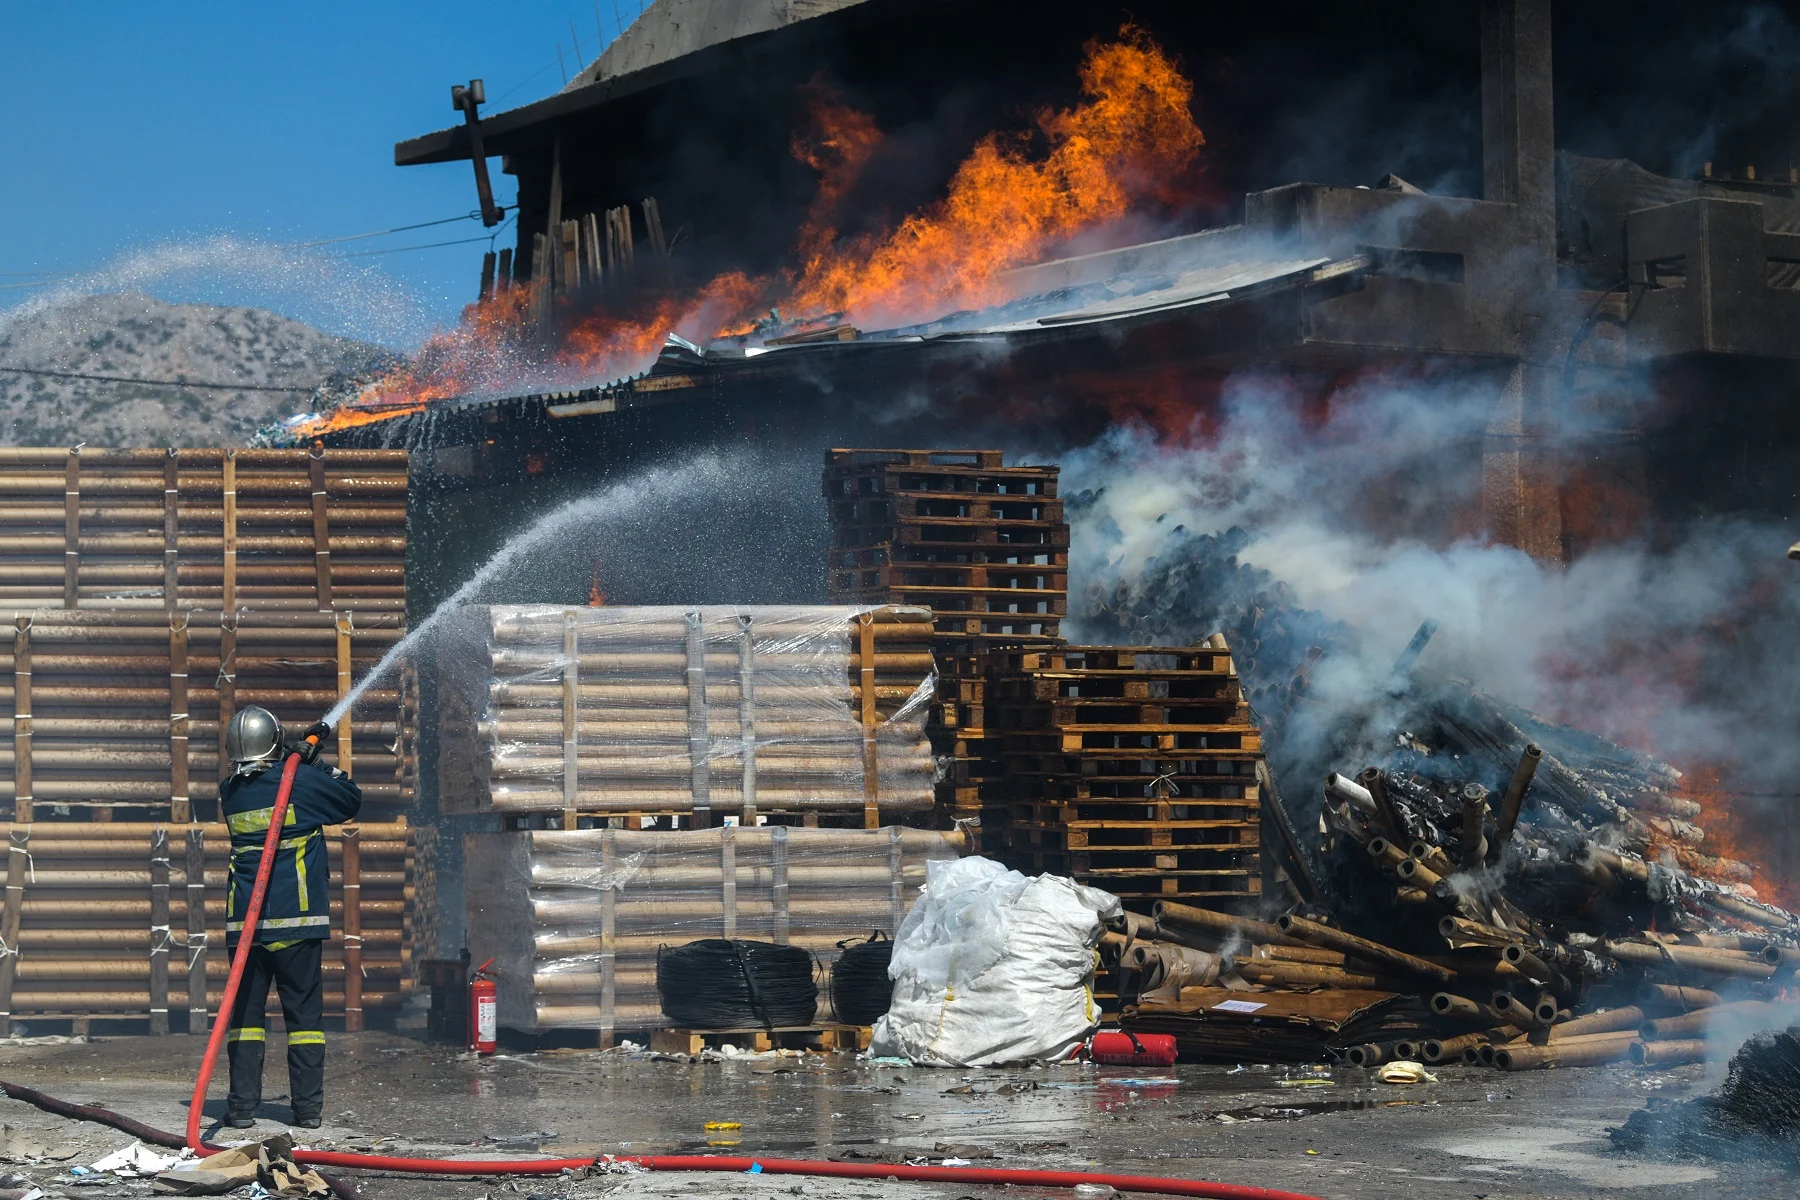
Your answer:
[220,758,362,1124]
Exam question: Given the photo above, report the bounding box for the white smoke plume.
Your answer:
[1057,368,1800,797]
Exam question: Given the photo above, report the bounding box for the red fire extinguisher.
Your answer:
[1088,1030,1178,1066]
[469,957,498,1055]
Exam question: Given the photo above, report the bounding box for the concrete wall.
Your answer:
[573,0,872,88]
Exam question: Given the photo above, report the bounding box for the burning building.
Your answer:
[312,0,1800,586]
[291,0,1800,894]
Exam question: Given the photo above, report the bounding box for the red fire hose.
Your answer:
[166,743,1326,1199]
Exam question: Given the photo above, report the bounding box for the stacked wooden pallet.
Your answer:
[0,820,421,1036]
[822,449,1067,838]
[0,448,406,612]
[0,609,417,825]
[463,825,963,1034]
[991,640,1263,905]
[439,605,937,828]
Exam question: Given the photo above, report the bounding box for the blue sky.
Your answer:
[0,2,645,348]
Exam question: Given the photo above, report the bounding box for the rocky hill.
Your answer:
[0,293,392,447]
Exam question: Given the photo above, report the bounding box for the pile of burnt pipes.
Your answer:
[1105,662,1800,1071]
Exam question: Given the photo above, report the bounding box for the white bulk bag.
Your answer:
[869,856,1121,1066]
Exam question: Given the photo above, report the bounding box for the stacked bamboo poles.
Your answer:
[0,609,416,824]
[444,606,937,828]
[822,449,1067,841]
[0,820,419,1034]
[992,639,1264,904]
[0,448,406,612]
[463,825,963,1033]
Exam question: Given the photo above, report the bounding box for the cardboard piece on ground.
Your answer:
[153,1147,258,1196]
[0,1126,81,1164]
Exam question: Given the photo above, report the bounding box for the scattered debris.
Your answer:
[1376,1061,1437,1085]
[154,1135,325,1198]
[89,1141,187,1176]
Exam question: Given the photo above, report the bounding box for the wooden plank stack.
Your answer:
[822,449,1067,838]
[991,639,1263,906]
[463,825,964,1034]
[439,605,937,827]
[0,820,420,1036]
[0,448,406,612]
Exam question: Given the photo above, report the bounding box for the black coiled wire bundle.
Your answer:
[829,932,894,1027]
[656,939,818,1030]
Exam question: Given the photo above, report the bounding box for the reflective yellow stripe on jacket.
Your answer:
[226,805,299,836]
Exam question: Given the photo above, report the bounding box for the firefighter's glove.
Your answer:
[293,721,332,765]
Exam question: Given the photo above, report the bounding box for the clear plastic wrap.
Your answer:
[463,826,966,1031]
[459,605,936,819]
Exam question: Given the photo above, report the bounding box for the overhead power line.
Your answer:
[1,206,521,283]
[0,365,319,392]
[328,231,508,260]
[288,211,488,249]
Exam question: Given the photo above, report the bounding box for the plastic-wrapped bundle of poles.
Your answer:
[446,605,937,826]
[0,820,424,1036]
[0,448,406,612]
[463,826,964,1032]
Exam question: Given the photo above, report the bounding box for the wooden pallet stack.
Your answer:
[822,449,1067,840]
[989,639,1263,906]
[0,820,421,1036]
[464,825,964,1036]
[439,605,937,828]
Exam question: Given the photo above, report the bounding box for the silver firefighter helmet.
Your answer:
[225,705,284,774]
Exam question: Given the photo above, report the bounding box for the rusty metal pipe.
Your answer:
[1277,913,1453,982]
[1638,1000,1773,1040]
[1490,991,1552,1031]
[1154,901,1296,947]
[1490,743,1542,860]
[1460,784,1488,868]
[1495,1033,1637,1070]
[1637,983,1724,1009]
[1605,939,1778,979]
[1431,992,1509,1025]
[1358,766,1405,840]
[1631,1039,1708,1067]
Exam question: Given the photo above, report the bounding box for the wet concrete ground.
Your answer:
[0,1031,1784,1200]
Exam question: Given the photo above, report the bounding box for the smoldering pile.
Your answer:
[1104,619,1800,1068]
[1301,655,1800,1070]
[1611,1025,1800,1164]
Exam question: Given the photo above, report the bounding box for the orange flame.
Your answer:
[1669,764,1797,910]
[786,27,1205,329]
[298,27,1205,436]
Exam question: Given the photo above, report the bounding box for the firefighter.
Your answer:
[219,706,362,1129]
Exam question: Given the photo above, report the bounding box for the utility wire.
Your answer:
[328,233,499,259]
[288,211,489,249]
[1,207,521,282]
[495,58,560,103]
[0,365,317,392]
